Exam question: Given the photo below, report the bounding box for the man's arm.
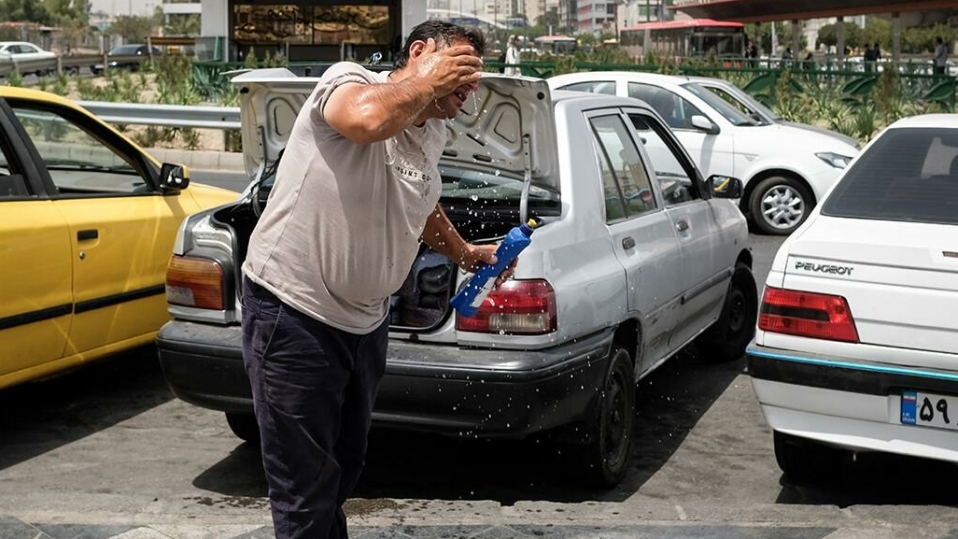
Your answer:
[421,205,516,283]
[323,39,481,145]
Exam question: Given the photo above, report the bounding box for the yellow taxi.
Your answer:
[0,86,237,390]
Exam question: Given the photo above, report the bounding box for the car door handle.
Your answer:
[77,229,98,241]
[622,236,636,250]
[675,220,690,232]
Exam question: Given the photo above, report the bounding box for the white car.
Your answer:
[683,75,860,149]
[548,72,860,236]
[748,114,958,484]
[0,41,57,75]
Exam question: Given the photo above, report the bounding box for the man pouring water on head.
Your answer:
[240,20,518,539]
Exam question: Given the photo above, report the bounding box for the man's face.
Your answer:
[415,37,481,120]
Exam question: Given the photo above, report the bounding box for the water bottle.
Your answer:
[451,219,537,318]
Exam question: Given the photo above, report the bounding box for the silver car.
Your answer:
[156,70,757,487]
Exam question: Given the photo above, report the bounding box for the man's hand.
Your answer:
[413,38,483,99]
[459,244,517,287]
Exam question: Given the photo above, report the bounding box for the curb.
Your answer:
[146,148,246,172]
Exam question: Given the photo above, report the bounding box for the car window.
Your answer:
[627,83,705,130]
[681,83,758,126]
[589,114,657,222]
[822,127,958,225]
[8,102,151,196]
[630,113,700,206]
[0,131,30,198]
[20,44,39,54]
[557,81,617,96]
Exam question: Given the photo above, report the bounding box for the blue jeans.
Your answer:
[241,277,388,539]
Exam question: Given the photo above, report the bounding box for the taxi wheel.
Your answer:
[774,431,845,485]
[697,263,757,362]
[226,412,260,443]
[571,345,635,488]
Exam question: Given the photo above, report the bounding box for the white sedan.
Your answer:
[748,114,958,484]
[548,71,859,235]
[0,41,57,75]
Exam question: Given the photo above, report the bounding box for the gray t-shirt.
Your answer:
[242,62,446,334]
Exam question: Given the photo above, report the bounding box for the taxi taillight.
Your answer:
[758,286,859,343]
[166,255,225,310]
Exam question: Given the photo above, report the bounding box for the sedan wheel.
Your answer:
[774,431,846,485]
[696,263,758,362]
[568,345,635,487]
[748,176,813,235]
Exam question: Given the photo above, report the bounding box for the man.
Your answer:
[934,37,949,77]
[241,21,509,539]
[504,34,521,76]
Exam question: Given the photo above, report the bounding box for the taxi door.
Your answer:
[0,100,72,389]
[6,99,197,358]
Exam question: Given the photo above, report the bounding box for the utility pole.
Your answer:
[646,0,650,22]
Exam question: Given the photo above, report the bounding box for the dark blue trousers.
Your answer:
[241,277,388,539]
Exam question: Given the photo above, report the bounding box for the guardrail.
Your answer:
[76,101,241,130]
[0,54,152,77]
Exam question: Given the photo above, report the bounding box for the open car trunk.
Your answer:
[219,69,561,332]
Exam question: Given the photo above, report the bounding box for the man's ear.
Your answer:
[408,40,428,60]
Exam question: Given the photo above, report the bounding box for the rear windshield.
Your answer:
[822,127,958,225]
[439,166,559,204]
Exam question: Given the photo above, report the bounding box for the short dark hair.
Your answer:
[394,20,486,70]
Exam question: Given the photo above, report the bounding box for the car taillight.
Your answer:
[456,279,556,335]
[166,255,225,310]
[758,286,858,343]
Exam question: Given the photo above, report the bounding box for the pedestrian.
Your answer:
[505,34,521,76]
[934,36,949,77]
[241,20,511,539]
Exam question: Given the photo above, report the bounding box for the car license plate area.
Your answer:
[901,390,958,430]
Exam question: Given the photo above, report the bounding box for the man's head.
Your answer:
[393,21,487,120]
[938,37,944,45]
[394,21,486,70]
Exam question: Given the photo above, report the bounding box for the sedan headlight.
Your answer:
[816,152,853,169]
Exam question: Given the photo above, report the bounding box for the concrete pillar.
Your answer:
[892,12,902,66]
[791,20,800,56]
[836,15,845,63]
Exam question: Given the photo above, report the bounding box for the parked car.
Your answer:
[92,44,162,75]
[547,72,860,236]
[682,75,860,148]
[156,69,758,486]
[0,86,237,391]
[0,41,57,76]
[748,114,958,484]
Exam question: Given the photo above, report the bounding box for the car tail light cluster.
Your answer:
[166,255,225,310]
[758,287,859,343]
[456,279,556,335]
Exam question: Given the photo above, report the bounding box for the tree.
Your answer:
[109,15,155,43]
[536,9,559,31]
[0,0,53,24]
[816,21,862,51]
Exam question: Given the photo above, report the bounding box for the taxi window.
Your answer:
[8,102,150,196]
[0,132,29,198]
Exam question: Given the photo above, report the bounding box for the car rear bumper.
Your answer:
[747,344,958,463]
[157,320,615,438]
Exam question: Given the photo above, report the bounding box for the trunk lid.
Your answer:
[783,217,958,354]
[231,68,560,194]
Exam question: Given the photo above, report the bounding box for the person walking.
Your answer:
[504,34,521,76]
[934,36,949,77]
[241,20,512,539]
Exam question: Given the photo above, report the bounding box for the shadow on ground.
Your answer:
[193,345,745,506]
[0,345,174,470]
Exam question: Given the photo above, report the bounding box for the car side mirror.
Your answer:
[159,163,190,192]
[691,115,720,135]
[708,175,743,199]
